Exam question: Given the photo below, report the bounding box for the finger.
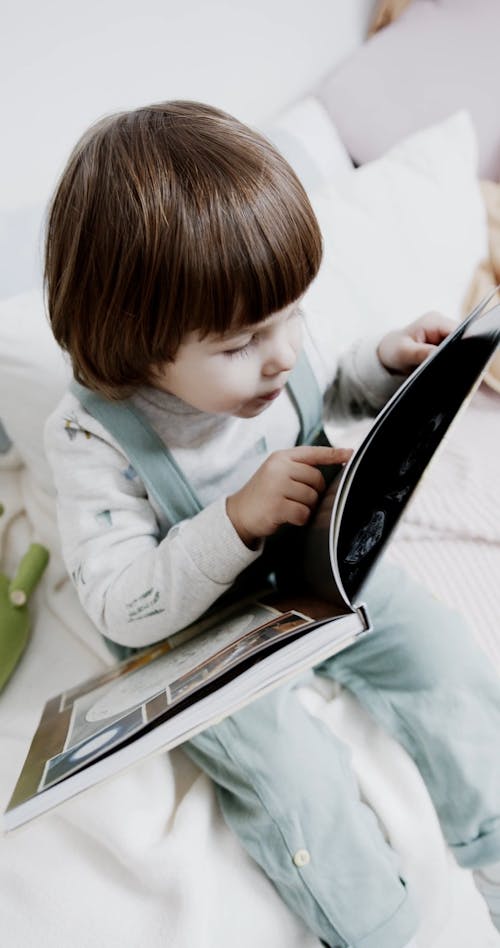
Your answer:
[289,445,353,467]
[410,312,456,342]
[281,500,312,527]
[398,338,436,367]
[289,461,326,493]
[284,480,320,509]
[413,326,453,345]
[409,342,436,365]
[427,324,454,343]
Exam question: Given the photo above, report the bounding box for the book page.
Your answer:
[329,297,500,603]
[37,606,312,790]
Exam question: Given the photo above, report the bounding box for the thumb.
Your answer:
[408,341,436,366]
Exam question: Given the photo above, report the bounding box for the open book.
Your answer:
[4,292,500,832]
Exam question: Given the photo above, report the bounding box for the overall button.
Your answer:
[292,848,310,867]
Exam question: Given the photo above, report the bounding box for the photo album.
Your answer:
[4,291,500,832]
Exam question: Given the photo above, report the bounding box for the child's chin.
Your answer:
[233,400,271,419]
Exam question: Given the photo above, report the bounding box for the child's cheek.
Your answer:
[292,320,304,351]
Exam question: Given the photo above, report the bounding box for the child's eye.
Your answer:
[223,335,257,358]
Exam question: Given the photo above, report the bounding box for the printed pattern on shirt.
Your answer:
[126,587,165,623]
[64,412,93,441]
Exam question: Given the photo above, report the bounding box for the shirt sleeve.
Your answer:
[44,396,262,648]
[323,335,406,422]
[300,304,406,424]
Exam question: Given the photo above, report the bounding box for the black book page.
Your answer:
[300,297,500,607]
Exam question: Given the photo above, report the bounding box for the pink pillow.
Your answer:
[318,0,500,181]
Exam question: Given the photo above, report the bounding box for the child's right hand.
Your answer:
[226,445,352,549]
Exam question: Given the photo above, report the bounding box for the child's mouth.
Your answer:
[258,388,282,403]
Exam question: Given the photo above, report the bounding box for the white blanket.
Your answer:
[1,389,499,947]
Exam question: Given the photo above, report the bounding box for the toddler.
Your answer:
[44,101,500,947]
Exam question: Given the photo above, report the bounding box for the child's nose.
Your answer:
[262,336,297,376]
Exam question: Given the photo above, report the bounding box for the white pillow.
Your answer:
[0,112,488,496]
[262,95,353,193]
[0,289,71,493]
[302,111,488,354]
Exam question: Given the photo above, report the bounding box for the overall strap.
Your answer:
[286,349,325,446]
[70,379,203,525]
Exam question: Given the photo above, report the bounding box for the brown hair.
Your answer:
[45,100,323,398]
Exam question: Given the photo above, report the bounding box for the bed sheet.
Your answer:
[0,389,499,947]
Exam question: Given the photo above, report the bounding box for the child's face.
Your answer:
[151,302,303,418]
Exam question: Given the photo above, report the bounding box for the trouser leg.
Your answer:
[185,677,418,948]
[317,559,500,869]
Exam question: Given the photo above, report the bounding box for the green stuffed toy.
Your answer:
[0,504,49,691]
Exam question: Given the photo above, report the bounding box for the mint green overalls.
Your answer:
[72,353,500,948]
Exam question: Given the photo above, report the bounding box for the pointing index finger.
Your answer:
[290,445,353,466]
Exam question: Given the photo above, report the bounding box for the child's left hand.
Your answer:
[377,311,456,375]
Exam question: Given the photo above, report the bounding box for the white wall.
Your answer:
[0,0,376,295]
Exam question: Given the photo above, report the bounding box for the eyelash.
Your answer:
[222,308,302,359]
[223,336,258,359]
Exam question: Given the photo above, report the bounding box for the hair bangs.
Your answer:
[228,185,323,330]
[165,147,323,344]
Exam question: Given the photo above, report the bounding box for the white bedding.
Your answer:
[1,387,499,947]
